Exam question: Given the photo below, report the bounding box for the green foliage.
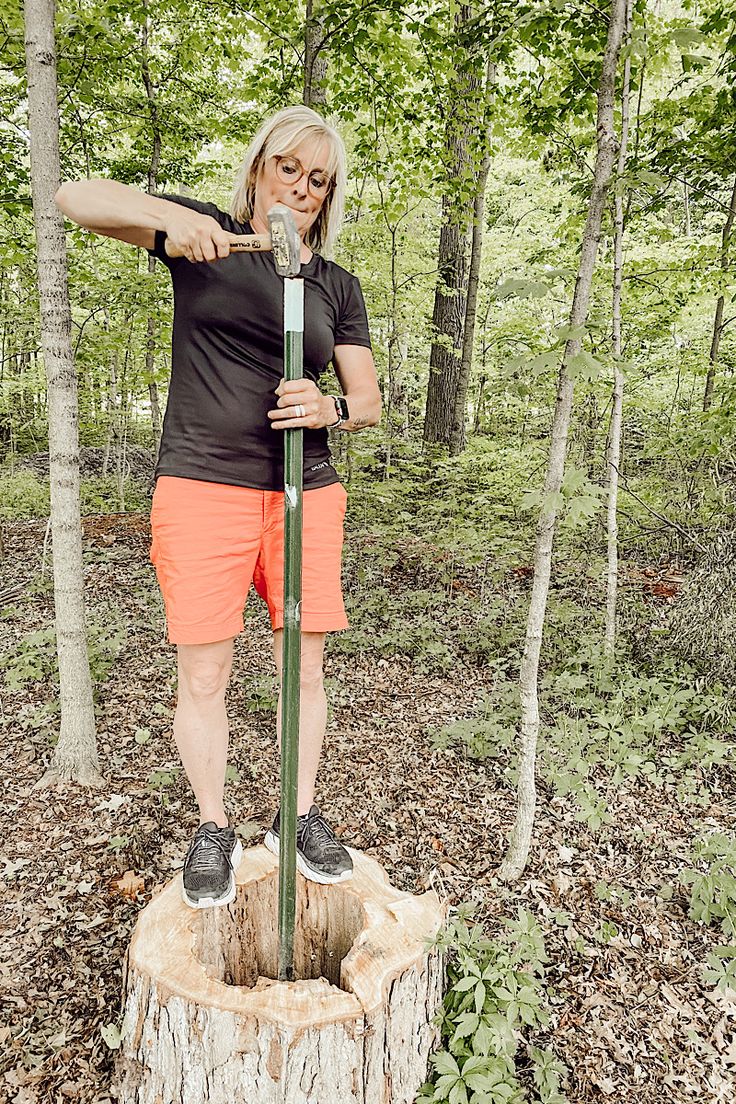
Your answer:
[147,766,181,809]
[432,634,734,825]
[417,906,567,1104]
[0,470,50,518]
[433,676,518,760]
[80,477,151,514]
[2,621,126,691]
[334,436,535,670]
[0,470,151,519]
[541,647,734,808]
[518,466,605,529]
[680,832,736,991]
[244,675,278,715]
[3,627,58,690]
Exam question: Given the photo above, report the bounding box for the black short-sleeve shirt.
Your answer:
[147,193,372,490]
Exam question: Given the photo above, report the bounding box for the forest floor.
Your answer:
[0,513,734,1104]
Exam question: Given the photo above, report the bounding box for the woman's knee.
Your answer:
[177,640,233,701]
[273,631,325,690]
[299,656,324,692]
[299,634,326,691]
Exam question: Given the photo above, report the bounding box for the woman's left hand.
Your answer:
[268,378,334,430]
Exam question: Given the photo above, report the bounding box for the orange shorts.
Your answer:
[149,476,349,644]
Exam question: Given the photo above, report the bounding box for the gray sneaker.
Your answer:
[181,822,243,909]
[264,804,353,884]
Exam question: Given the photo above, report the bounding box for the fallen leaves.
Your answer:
[110,871,145,901]
[1,518,734,1104]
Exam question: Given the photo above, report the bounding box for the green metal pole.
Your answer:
[278,276,304,982]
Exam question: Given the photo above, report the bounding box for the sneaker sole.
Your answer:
[264,830,353,884]
[181,840,243,910]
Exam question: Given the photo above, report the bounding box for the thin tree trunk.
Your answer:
[102,347,120,478]
[142,8,163,458]
[303,0,327,108]
[605,0,633,658]
[383,224,403,480]
[473,374,486,434]
[423,4,482,446]
[24,0,102,787]
[449,61,495,456]
[702,176,736,411]
[683,180,690,236]
[500,0,626,881]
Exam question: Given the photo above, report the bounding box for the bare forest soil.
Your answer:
[1,515,734,1104]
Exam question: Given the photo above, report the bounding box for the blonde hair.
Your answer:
[230,106,346,255]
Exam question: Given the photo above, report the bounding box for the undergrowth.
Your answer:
[417,905,568,1104]
[680,831,736,991]
[0,469,150,519]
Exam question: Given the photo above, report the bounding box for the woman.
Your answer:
[55,106,381,909]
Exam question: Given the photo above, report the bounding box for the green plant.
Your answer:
[80,475,151,514]
[245,675,278,714]
[416,905,568,1104]
[680,832,736,991]
[147,766,181,809]
[529,1046,568,1104]
[0,469,50,518]
[1,620,126,691]
[432,677,519,762]
[2,627,58,689]
[435,635,734,829]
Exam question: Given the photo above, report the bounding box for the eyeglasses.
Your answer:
[273,155,333,198]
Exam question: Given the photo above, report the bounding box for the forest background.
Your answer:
[2,0,736,1101]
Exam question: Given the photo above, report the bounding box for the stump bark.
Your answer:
[115,845,447,1104]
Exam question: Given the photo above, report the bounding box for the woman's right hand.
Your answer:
[163,211,244,263]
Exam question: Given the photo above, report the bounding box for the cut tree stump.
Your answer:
[115,844,447,1104]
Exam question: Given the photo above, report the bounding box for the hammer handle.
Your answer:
[228,234,272,252]
[164,233,272,258]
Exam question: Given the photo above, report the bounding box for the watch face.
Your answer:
[335,396,349,420]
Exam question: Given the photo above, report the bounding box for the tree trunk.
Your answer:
[423,5,482,446]
[116,847,446,1104]
[142,9,163,459]
[683,180,690,236]
[449,61,495,456]
[702,175,736,411]
[23,0,102,787]
[383,222,406,479]
[102,347,120,478]
[605,0,633,658]
[500,0,627,881]
[303,0,327,108]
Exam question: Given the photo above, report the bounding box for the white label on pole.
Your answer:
[285,484,298,508]
[284,278,304,332]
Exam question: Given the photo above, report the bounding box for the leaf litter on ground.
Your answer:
[0,515,734,1103]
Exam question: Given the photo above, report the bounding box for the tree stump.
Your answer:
[115,845,447,1104]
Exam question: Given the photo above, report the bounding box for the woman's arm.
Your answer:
[331,345,382,431]
[269,345,382,431]
[54,179,237,261]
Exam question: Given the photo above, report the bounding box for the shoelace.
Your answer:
[302,813,343,858]
[186,828,233,872]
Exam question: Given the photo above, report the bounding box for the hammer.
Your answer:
[266,204,303,984]
[162,214,301,259]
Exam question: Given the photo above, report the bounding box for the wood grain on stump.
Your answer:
[115,845,447,1104]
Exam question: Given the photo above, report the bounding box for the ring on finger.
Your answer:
[294,404,306,418]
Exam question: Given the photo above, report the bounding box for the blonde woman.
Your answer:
[56,106,381,909]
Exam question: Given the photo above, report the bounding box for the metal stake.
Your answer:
[277,274,304,982]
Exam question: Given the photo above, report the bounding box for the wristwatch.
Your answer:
[326,395,349,429]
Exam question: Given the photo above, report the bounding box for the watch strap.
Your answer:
[327,394,348,429]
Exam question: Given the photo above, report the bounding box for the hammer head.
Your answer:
[267,204,301,277]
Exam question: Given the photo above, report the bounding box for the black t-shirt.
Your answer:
[147,193,372,490]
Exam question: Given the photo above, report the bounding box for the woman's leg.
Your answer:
[272,630,326,815]
[173,638,234,827]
